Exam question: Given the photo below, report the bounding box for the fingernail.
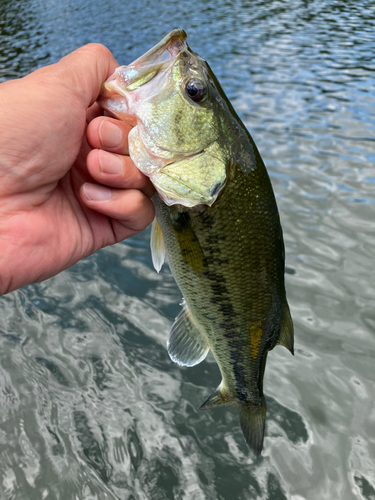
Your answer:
[83,183,112,201]
[98,120,123,148]
[99,150,123,174]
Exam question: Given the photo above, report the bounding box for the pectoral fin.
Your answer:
[277,304,294,355]
[150,217,165,273]
[167,300,209,367]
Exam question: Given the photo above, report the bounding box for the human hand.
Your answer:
[0,44,155,295]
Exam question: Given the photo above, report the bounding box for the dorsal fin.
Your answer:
[167,300,209,367]
[277,304,294,355]
[150,217,165,273]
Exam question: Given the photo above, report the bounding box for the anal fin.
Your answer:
[150,217,165,273]
[200,384,267,458]
[199,384,228,410]
[277,303,294,355]
[167,300,209,367]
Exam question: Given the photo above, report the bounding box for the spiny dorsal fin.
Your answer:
[150,217,165,273]
[239,399,267,458]
[277,303,294,355]
[167,300,209,367]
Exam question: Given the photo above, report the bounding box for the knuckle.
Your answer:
[126,191,146,217]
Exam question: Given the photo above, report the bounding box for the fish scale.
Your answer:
[99,29,293,457]
[154,159,285,398]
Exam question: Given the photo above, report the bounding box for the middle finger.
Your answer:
[86,148,155,198]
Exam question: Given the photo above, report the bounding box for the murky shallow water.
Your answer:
[1,0,375,498]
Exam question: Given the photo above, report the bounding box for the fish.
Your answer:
[99,29,293,457]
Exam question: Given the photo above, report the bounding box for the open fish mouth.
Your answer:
[100,29,188,105]
[98,29,227,208]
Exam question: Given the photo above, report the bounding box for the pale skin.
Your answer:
[0,44,155,295]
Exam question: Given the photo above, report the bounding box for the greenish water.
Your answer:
[1,1,375,499]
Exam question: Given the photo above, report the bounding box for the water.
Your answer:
[0,0,375,498]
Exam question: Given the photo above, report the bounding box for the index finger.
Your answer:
[86,116,133,155]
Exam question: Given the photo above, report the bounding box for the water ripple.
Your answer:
[1,0,375,499]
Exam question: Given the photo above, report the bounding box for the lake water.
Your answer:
[1,0,375,499]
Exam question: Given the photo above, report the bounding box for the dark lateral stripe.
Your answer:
[203,266,249,400]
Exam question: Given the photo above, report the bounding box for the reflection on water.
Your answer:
[1,0,375,499]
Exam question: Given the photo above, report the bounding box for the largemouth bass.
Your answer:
[99,29,293,457]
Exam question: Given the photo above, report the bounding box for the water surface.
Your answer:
[0,1,375,498]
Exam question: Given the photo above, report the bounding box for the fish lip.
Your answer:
[130,29,187,67]
[100,29,188,99]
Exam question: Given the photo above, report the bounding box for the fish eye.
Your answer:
[185,79,207,102]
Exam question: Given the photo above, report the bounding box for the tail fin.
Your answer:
[239,399,266,458]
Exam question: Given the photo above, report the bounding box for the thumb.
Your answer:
[45,44,119,109]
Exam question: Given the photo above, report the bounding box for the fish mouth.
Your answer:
[122,28,187,80]
[99,29,188,115]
